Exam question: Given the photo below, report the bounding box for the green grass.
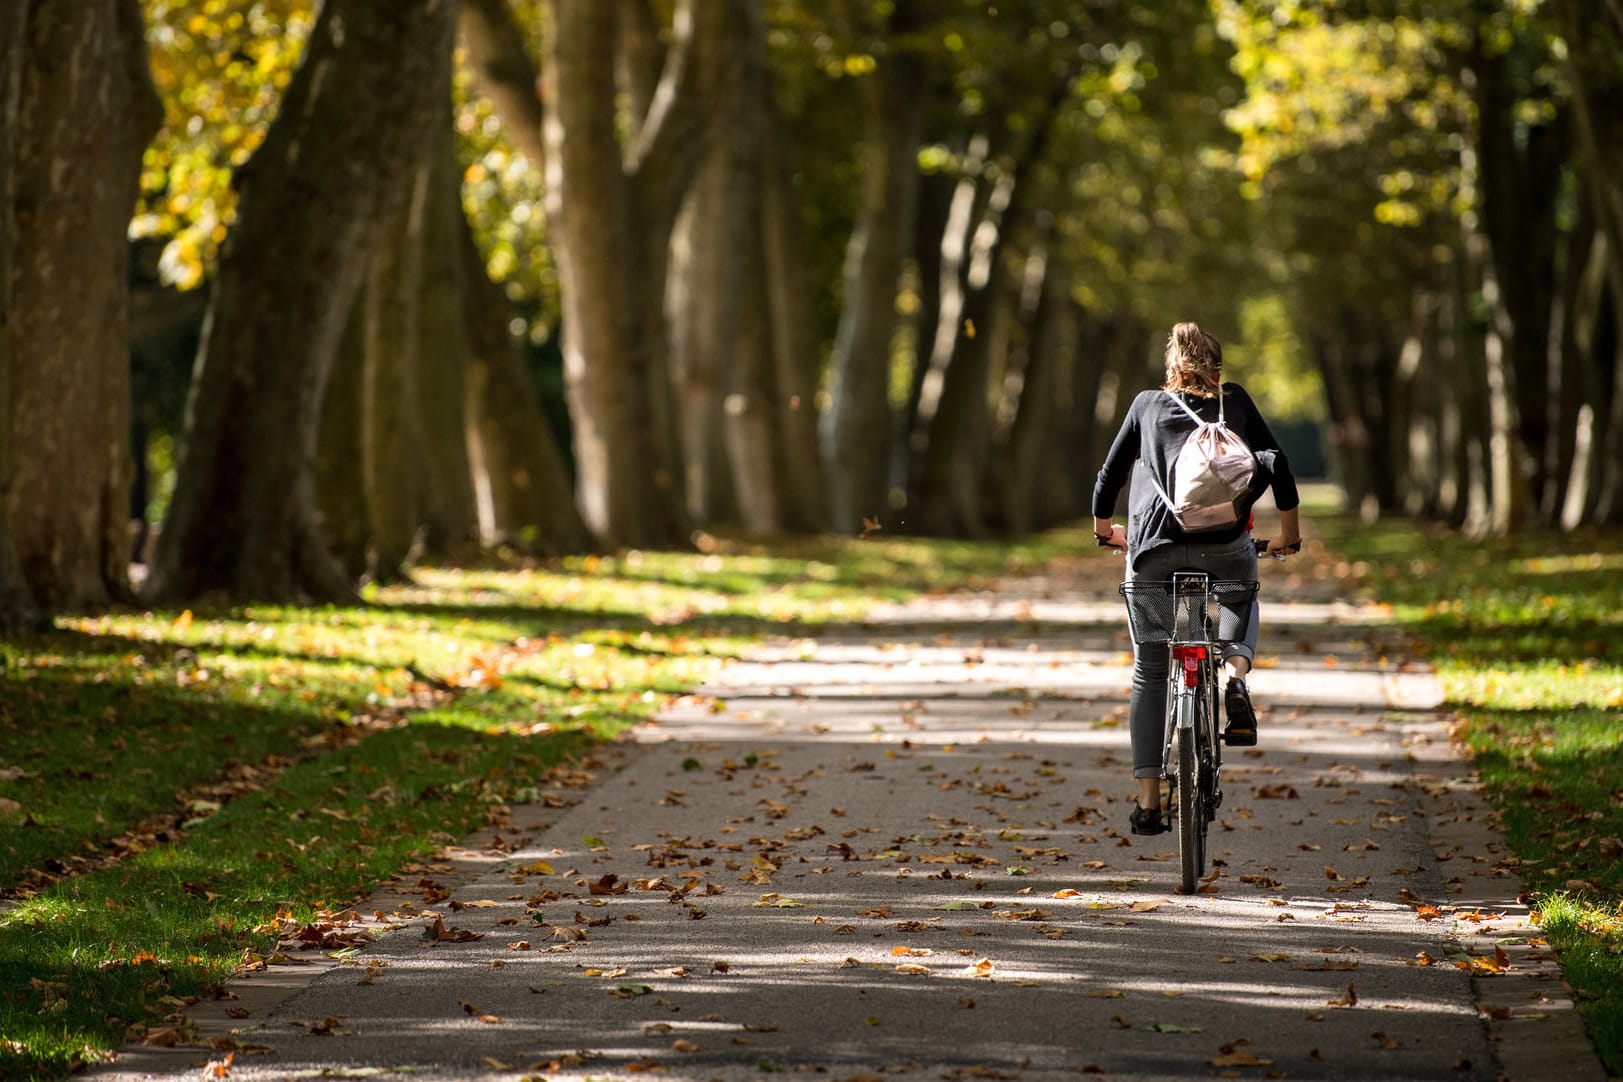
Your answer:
[1319,513,1623,1073]
[0,532,1076,1078]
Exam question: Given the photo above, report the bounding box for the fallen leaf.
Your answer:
[1210,1042,1272,1068]
[964,958,995,978]
[200,1052,234,1078]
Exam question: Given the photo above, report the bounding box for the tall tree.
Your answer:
[1551,0,1623,525]
[3,0,161,611]
[541,0,736,548]
[819,1,928,535]
[150,0,457,602]
[460,207,591,553]
[0,0,36,627]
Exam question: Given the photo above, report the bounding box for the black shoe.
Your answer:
[1224,678,1258,746]
[1130,803,1168,836]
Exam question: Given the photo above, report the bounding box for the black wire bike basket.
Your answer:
[1119,578,1260,646]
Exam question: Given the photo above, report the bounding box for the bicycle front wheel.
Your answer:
[1177,724,1204,893]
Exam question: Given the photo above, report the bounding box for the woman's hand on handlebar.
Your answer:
[1254,537,1302,560]
[1093,518,1127,553]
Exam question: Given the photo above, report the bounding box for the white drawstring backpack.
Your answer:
[1147,390,1256,532]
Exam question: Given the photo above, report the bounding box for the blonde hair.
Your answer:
[1163,321,1223,397]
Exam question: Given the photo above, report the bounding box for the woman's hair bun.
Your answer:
[1164,321,1222,395]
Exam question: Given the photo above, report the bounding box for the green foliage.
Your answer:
[1236,293,1323,422]
[136,0,315,288]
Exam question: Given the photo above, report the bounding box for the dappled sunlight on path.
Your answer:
[93,553,1605,1082]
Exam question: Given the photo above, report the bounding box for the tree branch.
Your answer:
[457,0,547,172]
[624,0,738,229]
[618,0,663,143]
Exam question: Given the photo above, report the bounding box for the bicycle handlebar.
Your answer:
[1254,538,1302,560]
[1097,535,1300,558]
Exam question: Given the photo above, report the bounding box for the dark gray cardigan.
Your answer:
[1091,383,1300,565]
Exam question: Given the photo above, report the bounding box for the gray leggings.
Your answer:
[1125,535,1259,779]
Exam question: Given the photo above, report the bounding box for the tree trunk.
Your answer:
[670,153,741,528]
[715,2,780,536]
[4,0,160,612]
[0,0,37,626]
[316,313,371,580]
[459,209,592,554]
[912,71,1068,537]
[1552,0,1623,526]
[362,163,431,584]
[415,115,479,558]
[457,0,547,171]
[760,88,831,534]
[150,0,455,603]
[542,0,733,548]
[1471,43,1568,518]
[819,8,926,535]
[1002,246,1063,535]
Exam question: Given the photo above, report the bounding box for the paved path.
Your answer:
[97,558,1606,1081]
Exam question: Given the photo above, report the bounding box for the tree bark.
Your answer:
[669,156,740,528]
[362,160,431,583]
[415,115,479,558]
[0,0,37,626]
[1552,0,1623,525]
[713,2,779,535]
[457,0,546,171]
[5,0,160,611]
[760,88,831,534]
[1001,246,1063,535]
[316,312,372,579]
[542,0,732,548]
[819,5,927,535]
[150,0,456,603]
[1471,43,1568,519]
[459,201,591,553]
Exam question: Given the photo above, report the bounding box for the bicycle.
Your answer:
[1115,544,1288,893]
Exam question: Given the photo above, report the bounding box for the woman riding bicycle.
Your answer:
[1092,322,1301,837]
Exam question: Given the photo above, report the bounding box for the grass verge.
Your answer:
[1319,513,1623,1072]
[0,533,1076,1078]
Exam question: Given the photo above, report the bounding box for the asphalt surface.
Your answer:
[95,559,1607,1082]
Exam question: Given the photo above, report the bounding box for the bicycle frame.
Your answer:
[1160,572,1224,893]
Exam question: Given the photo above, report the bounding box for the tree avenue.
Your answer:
[0,0,1617,615]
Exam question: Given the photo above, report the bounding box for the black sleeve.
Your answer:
[1091,394,1143,518]
[1269,447,1300,512]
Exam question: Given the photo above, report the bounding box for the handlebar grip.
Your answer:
[1254,538,1301,555]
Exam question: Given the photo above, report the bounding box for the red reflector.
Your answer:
[1171,646,1208,662]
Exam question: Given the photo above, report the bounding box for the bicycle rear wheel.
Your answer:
[1177,724,1204,893]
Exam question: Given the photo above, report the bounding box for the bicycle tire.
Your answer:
[1177,723,1203,893]
[1201,659,1221,821]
